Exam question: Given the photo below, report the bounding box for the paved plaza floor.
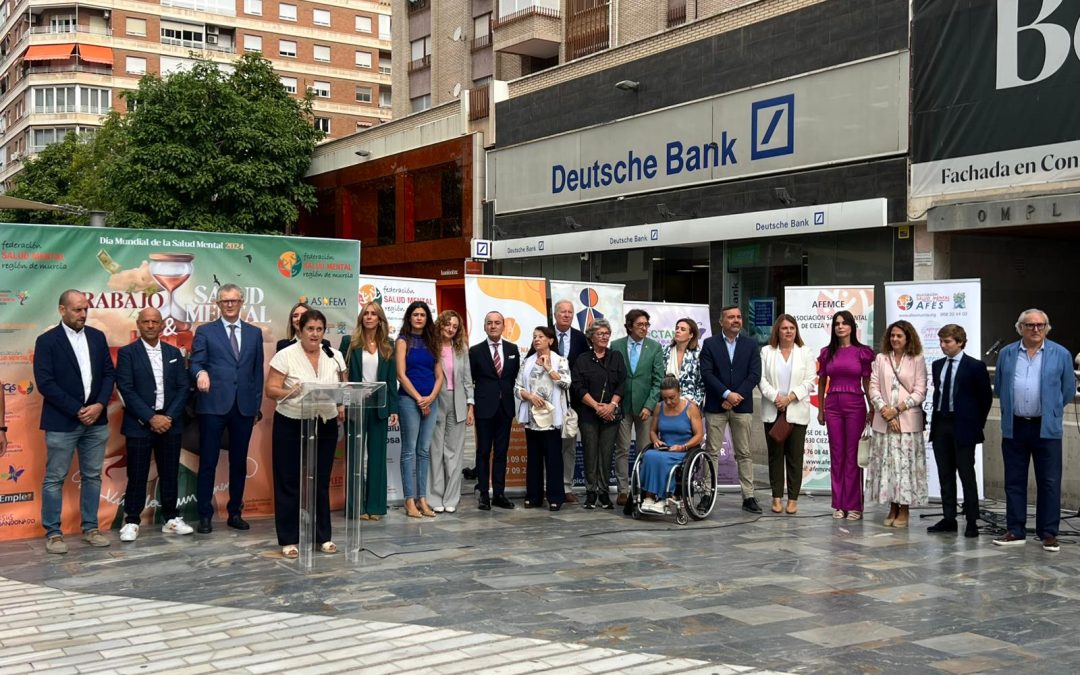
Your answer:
[1,486,1079,674]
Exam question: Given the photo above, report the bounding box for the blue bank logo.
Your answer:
[751,94,795,160]
[650,229,659,241]
[814,211,825,226]
[538,240,545,251]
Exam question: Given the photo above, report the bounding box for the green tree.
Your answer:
[106,53,323,232]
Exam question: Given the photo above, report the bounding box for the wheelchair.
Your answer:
[625,445,717,525]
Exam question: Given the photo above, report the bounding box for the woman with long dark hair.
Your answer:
[817,310,875,520]
[662,317,704,406]
[340,301,398,521]
[395,301,444,519]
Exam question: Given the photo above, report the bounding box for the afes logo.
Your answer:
[277,251,302,278]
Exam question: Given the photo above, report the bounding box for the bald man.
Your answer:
[115,308,192,541]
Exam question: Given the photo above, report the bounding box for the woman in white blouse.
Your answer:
[515,326,571,511]
[265,309,346,559]
[758,314,817,515]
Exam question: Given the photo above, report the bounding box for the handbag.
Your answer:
[561,398,579,439]
[597,354,624,425]
[857,424,873,468]
[768,410,793,444]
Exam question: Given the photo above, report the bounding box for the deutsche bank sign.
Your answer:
[489,54,907,214]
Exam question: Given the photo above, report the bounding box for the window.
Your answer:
[126,56,147,74]
[127,17,147,37]
[280,76,298,94]
[378,14,391,40]
[80,87,110,114]
[355,87,372,103]
[161,21,205,47]
[279,40,297,58]
[411,94,431,112]
[355,16,372,33]
[51,15,76,33]
[32,127,74,151]
[474,13,491,43]
[244,0,262,15]
[314,117,330,133]
[379,89,391,108]
[33,86,76,114]
[410,37,431,61]
[242,34,262,52]
[313,45,330,62]
[379,51,391,75]
[313,9,331,26]
[311,81,330,98]
[355,51,371,68]
[279,3,297,21]
[499,0,558,18]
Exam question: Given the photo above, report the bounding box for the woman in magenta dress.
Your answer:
[817,310,875,520]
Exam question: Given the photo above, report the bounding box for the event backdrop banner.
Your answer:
[0,223,359,541]
[356,275,438,502]
[464,274,548,490]
[548,280,626,340]
[784,286,875,492]
[884,279,982,499]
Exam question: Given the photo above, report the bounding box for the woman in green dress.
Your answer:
[340,301,399,520]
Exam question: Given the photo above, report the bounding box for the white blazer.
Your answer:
[758,344,817,425]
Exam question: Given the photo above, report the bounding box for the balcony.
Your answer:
[492,4,561,59]
[407,0,429,14]
[25,63,111,76]
[471,32,491,51]
[407,54,430,73]
[468,84,489,120]
[566,3,609,60]
[30,26,112,37]
[667,3,687,28]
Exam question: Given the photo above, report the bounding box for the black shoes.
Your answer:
[478,495,492,511]
[927,518,958,533]
[597,492,614,510]
[583,493,597,509]
[226,515,250,530]
[549,504,561,512]
[492,495,515,509]
[964,522,979,538]
[742,497,763,514]
[197,518,212,534]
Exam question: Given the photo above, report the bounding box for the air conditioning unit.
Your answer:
[206,34,219,44]
[11,151,21,160]
[103,10,110,19]
[206,26,219,35]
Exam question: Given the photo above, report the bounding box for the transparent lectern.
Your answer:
[295,381,385,572]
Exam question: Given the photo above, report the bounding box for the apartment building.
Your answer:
[0,0,394,187]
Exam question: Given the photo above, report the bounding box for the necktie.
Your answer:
[940,358,953,412]
[559,332,567,357]
[493,342,502,377]
[229,324,240,360]
[629,341,640,373]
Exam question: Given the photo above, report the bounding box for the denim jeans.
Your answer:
[398,395,438,499]
[42,424,110,538]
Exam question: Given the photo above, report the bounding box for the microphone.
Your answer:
[984,339,1002,357]
[322,343,347,373]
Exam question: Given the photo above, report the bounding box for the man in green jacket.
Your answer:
[610,309,665,505]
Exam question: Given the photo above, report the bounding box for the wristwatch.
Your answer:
[0,426,8,432]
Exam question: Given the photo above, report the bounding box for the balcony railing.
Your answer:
[33,106,110,115]
[407,0,429,14]
[161,37,236,54]
[667,4,687,28]
[379,64,391,75]
[566,4,609,60]
[407,54,430,72]
[468,84,489,121]
[30,25,113,36]
[471,32,491,51]
[25,63,112,76]
[492,5,561,29]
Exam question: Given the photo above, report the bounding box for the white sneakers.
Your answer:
[641,498,667,515]
[119,523,139,542]
[162,517,195,535]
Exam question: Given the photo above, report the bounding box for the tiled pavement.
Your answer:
[2,487,1080,674]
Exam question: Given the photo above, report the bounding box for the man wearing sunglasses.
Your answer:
[992,309,1076,553]
[190,283,265,534]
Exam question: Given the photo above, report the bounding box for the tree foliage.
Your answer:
[1,53,323,232]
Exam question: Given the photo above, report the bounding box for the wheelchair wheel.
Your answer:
[675,504,689,525]
[626,446,650,516]
[681,448,717,520]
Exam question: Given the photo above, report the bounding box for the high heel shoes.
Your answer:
[404,498,422,519]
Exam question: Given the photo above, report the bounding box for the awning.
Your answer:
[77,44,113,66]
[0,195,66,211]
[24,44,76,61]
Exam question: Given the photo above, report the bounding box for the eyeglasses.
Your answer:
[218,299,242,306]
[1022,323,1047,331]
[593,332,611,338]
[634,321,651,328]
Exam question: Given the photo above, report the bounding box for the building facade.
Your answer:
[0,0,393,188]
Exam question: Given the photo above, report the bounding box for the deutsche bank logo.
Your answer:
[538,240,545,251]
[650,229,659,241]
[814,211,825,225]
[474,240,491,259]
[751,94,795,160]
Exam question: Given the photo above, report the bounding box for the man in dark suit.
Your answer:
[469,311,520,510]
[34,289,115,554]
[701,304,762,513]
[189,283,265,533]
[115,308,192,542]
[927,324,992,538]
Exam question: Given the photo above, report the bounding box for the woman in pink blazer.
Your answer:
[866,320,928,528]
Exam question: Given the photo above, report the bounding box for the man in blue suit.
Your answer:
[34,289,115,554]
[927,324,992,538]
[701,305,762,513]
[992,308,1076,552]
[189,283,265,533]
[115,308,192,542]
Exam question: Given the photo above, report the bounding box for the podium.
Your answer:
[294,381,385,571]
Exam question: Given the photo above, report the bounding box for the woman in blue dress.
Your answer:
[639,375,704,514]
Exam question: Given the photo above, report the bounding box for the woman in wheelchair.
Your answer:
[639,375,704,514]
